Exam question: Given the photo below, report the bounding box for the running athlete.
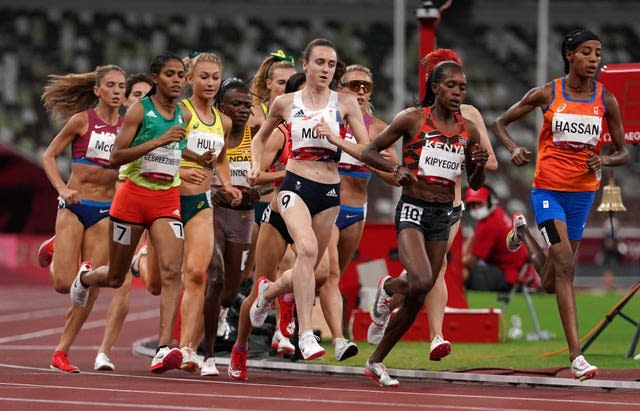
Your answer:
[492,29,627,381]
[362,61,487,386]
[246,38,370,364]
[177,53,241,374]
[200,78,257,376]
[320,64,398,362]
[69,53,191,374]
[40,65,126,372]
[93,72,154,371]
[367,49,498,364]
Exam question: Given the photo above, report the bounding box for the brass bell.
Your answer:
[597,177,626,213]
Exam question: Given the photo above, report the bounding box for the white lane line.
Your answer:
[0,397,250,411]
[0,383,533,410]
[0,364,636,407]
[0,309,158,343]
[0,345,130,351]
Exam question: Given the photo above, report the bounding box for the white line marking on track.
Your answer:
[0,384,536,410]
[0,397,251,411]
[0,364,636,408]
[0,309,158,344]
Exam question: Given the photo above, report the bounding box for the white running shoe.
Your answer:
[149,346,182,374]
[200,357,220,376]
[70,261,92,307]
[429,335,452,361]
[334,337,358,361]
[367,320,388,345]
[298,330,325,360]
[217,307,230,338]
[506,212,527,252]
[180,346,202,373]
[370,275,392,325]
[94,352,115,371]
[249,276,274,327]
[364,359,399,387]
[271,330,295,356]
[130,244,147,278]
[571,355,598,381]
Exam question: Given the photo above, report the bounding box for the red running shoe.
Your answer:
[278,293,296,338]
[50,350,79,373]
[37,235,55,268]
[228,345,248,381]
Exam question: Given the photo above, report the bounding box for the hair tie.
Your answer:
[270,49,295,65]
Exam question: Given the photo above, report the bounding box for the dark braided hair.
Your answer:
[561,29,601,74]
[215,77,248,107]
[420,61,463,107]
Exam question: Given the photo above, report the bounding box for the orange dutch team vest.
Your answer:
[534,77,606,192]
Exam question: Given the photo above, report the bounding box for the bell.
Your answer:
[597,178,627,213]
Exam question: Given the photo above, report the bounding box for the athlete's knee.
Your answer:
[407,274,432,297]
[52,277,71,294]
[402,293,426,316]
[183,266,207,290]
[553,258,574,281]
[107,276,125,289]
[294,240,318,264]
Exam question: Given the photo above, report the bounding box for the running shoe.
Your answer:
[334,337,358,362]
[364,359,399,387]
[50,350,79,373]
[370,275,392,325]
[180,346,202,373]
[367,319,387,345]
[201,357,220,376]
[130,244,147,278]
[249,276,274,327]
[278,293,296,338]
[271,329,295,356]
[429,335,452,361]
[506,212,527,253]
[37,235,55,268]
[94,352,115,371]
[571,355,598,381]
[149,346,182,374]
[70,261,92,307]
[227,346,248,381]
[298,330,325,360]
[217,307,230,338]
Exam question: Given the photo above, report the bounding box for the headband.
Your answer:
[565,30,601,52]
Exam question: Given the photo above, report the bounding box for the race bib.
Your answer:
[140,143,181,182]
[399,202,423,224]
[186,130,224,156]
[418,141,464,184]
[338,132,364,167]
[86,129,116,167]
[551,112,601,150]
[291,117,338,154]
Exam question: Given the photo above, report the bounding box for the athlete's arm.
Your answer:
[461,104,498,171]
[596,90,628,168]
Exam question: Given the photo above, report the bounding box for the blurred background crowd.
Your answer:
[1,0,638,278]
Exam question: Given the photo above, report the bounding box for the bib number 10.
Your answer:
[399,203,423,224]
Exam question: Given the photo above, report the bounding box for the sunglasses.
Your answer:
[341,80,374,94]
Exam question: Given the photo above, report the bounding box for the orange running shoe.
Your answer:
[50,350,79,373]
[37,235,55,268]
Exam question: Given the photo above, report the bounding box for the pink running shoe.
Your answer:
[278,293,296,338]
[228,345,248,381]
[37,235,55,268]
[50,350,79,373]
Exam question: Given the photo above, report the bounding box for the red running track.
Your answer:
[0,286,638,411]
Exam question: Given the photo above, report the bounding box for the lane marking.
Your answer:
[0,310,158,343]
